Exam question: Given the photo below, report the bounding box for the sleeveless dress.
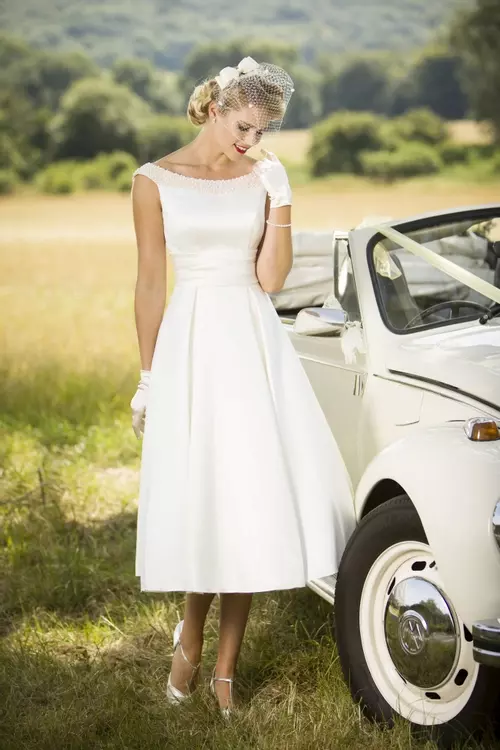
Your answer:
[132,161,356,593]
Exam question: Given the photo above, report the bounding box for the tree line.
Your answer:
[0,0,465,70]
[0,0,498,192]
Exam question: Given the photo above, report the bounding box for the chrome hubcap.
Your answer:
[359,541,479,725]
[385,577,458,688]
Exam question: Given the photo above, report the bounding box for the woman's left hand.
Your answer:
[130,369,151,438]
[255,150,292,209]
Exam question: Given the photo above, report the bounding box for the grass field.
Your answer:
[2,155,500,748]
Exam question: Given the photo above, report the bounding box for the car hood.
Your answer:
[387,322,500,411]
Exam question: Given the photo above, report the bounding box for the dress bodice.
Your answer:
[132,162,267,287]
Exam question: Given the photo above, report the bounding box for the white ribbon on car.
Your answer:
[335,222,500,366]
[340,321,366,365]
[373,224,500,305]
[215,56,260,89]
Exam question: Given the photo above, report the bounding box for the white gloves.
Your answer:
[255,150,292,209]
[130,369,151,438]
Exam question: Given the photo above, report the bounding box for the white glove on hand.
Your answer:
[255,150,292,209]
[130,369,151,439]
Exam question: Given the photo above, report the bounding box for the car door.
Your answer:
[285,237,367,488]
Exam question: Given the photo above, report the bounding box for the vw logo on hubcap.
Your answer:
[384,575,459,688]
[398,610,428,655]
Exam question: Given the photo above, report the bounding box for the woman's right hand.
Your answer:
[130,369,151,438]
[255,150,292,208]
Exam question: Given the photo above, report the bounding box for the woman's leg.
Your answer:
[213,593,253,708]
[169,592,215,693]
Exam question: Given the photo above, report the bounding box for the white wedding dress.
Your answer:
[132,161,355,593]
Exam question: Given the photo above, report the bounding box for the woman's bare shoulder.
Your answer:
[131,165,161,205]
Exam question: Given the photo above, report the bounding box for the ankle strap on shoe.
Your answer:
[178,641,200,672]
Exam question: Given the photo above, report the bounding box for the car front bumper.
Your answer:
[472,619,500,666]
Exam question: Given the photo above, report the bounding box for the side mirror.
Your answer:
[293,306,347,336]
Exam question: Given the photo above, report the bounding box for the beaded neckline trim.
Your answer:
[152,161,259,183]
[133,161,263,193]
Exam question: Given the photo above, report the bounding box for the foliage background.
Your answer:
[0,0,472,69]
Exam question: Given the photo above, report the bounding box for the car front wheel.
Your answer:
[334,495,499,747]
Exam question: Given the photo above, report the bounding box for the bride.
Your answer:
[129,56,355,717]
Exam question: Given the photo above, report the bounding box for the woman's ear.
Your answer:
[208,101,217,122]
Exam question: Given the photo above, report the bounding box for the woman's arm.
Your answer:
[254,152,293,294]
[131,175,167,370]
[256,197,293,294]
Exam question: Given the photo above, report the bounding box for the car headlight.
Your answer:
[464,417,500,441]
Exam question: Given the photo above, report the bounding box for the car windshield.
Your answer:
[369,212,500,333]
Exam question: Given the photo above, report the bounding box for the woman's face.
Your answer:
[212,105,269,161]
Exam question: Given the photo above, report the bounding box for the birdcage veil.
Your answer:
[213,56,295,134]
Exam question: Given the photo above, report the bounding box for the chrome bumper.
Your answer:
[472,619,500,666]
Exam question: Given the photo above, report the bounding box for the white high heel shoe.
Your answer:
[166,620,201,704]
[209,666,235,719]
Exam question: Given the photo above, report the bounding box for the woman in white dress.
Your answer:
[129,57,355,717]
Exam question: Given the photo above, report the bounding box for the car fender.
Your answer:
[354,423,500,626]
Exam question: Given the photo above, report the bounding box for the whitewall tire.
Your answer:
[334,495,499,747]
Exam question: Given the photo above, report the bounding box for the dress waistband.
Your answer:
[172,257,259,287]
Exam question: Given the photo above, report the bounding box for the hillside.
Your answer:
[1,0,470,70]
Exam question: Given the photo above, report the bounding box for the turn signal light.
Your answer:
[464,418,500,441]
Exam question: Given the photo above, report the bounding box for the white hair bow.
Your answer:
[215,56,260,89]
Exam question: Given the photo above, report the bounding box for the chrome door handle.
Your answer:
[353,374,365,396]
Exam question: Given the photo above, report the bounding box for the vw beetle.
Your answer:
[272,204,500,745]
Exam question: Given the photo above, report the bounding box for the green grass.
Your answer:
[1,418,496,749]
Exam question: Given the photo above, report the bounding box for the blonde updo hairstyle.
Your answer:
[187,75,286,127]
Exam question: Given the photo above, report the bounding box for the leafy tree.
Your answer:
[451,0,500,141]
[360,143,442,181]
[0,32,31,69]
[6,50,100,110]
[0,89,51,176]
[137,115,195,162]
[411,47,467,119]
[318,59,339,119]
[439,140,470,165]
[112,58,157,100]
[283,66,322,129]
[333,56,392,115]
[50,78,151,160]
[391,46,467,118]
[183,40,299,86]
[112,58,184,114]
[309,111,388,176]
[390,108,447,146]
[318,53,409,118]
[0,0,466,70]
[0,169,19,194]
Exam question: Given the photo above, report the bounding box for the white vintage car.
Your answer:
[272,204,500,746]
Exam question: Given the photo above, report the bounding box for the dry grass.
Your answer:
[1,180,500,749]
[1,173,499,391]
[448,120,493,144]
[259,129,312,164]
